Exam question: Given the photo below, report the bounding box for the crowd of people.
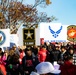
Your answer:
[0,42,76,75]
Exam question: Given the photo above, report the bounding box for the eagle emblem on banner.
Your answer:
[49,26,63,38]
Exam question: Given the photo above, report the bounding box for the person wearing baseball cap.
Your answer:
[30,62,61,75]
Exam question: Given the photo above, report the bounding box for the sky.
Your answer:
[21,0,76,25]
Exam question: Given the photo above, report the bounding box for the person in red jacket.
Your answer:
[19,49,25,64]
[0,64,6,75]
[59,56,76,75]
[38,45,48,62]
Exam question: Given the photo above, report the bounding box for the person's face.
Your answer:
[13,47,16,50]
[56,47,59,50]
[42,47,46,50]
[69,49,73,54]
[61,48,65,52]
[69,58,73,63]
[0,55,1,58]
[26,50,32,56]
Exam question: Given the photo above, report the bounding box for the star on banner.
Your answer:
[25,30,33,39]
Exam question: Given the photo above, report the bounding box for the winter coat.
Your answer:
[60,61,76,75]
[38,49,48,62]
[0,64,6,75]
[22,53,39,74]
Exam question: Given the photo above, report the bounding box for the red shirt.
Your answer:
[19,51,25,64]
[0,64,6,75]
[38,49,47,62]
[60,61,76,75]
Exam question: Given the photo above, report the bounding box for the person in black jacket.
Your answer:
[58,46,67,65]
[6,53,20,75]
[48,46,61,64]
[22,46,39,75]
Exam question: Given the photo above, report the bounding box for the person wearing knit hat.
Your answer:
[30,62,61,75]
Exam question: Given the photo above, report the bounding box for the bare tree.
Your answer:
[0,0,57,34]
